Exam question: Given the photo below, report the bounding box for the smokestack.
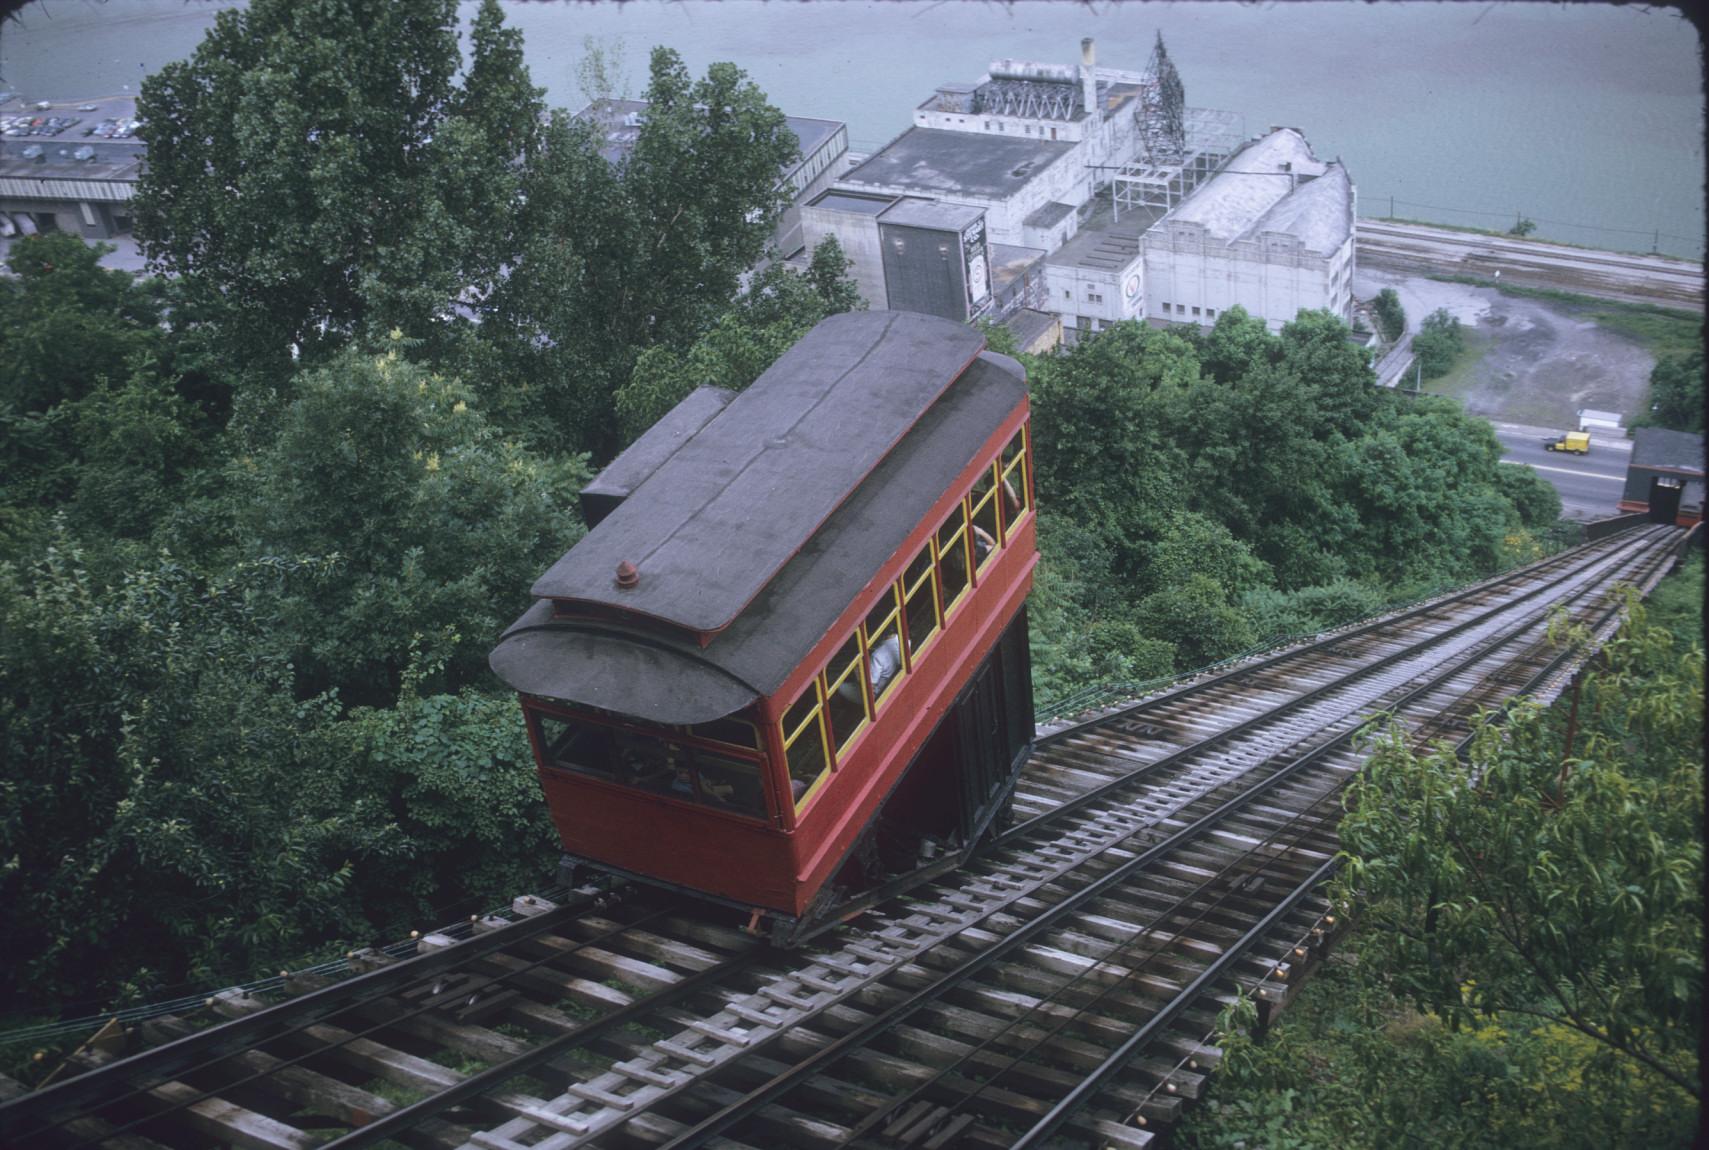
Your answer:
[1081,38,1098,124]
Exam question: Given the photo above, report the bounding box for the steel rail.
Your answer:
[850,529,1678,1148]
[45,897,685,1150]
[653,526,1672,1150]
[319,938,773,1149]
[0,893,599,1144]
[1013,855,1342,1149]
[1002,525,1667,844]
[837,779,1346,1148]
[1029,523,1654,754]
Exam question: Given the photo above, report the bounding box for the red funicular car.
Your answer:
[490,311,1037,943]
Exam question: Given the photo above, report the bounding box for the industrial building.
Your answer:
[0,94,142,240]
[804,36,1272,342]
[578,98,848,257]
[1619,428,1704,527]
[1141,126,1356,332]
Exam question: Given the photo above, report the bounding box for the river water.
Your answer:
[1,1,1700,258]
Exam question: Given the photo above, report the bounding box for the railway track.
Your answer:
[1,524,1687,1150]
[1356,220,1704,311]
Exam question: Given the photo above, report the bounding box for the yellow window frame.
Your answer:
[822,633,871,755]
[780,679,832,813]
[1001,425,1031,529]
[969,460,1002,573]
[901,541,941,664]
[863,585,906,707]
[936,504,972,616]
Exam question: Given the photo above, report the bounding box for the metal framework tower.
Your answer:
[1110,33,1238,219]
[1138,32,1186,167]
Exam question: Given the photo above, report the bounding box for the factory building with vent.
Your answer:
[804,36,1257,340]
[1141,127,1356,332]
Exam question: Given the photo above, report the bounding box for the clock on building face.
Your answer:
[967,251,990,303]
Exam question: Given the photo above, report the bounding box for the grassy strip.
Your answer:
[1425,273,1701,355]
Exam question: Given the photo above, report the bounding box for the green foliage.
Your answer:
[1336,592,1703,1100]
[1181,952,1698,1150]
[1509,215,1537,237]
[0,233,162,414]
[1134,575,1258,670]
[1373,287,1406,342]
[1411,306,1466,379]
[321,653,561,916]
[135,0,540,371]
[0,544,388,1005]
[0,543,561,1010]
[1642,347,1704,434]
[1239,578,1389,642]
[1645,552,1702,649]
[227,342,588,704]
[612,237,863,441]
[1491,460,1564,528]
[475,49,799,455]
[1025,310,1543,688]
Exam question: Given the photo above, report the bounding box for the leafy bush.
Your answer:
[1411,307,1465,379]
[1373,287,1406,342]
[1644,347,1704,433]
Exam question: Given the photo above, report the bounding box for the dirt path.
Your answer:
[1352,265,1656,431]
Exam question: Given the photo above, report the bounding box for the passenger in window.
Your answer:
[615,731,672,790]
[669,766,696,800]
[868,631,902,696]
[973,524,997,564]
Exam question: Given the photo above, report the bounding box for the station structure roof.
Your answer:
[876,196,984,232]
[1630,427,1706,474]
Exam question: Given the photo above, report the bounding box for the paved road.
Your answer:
[1358,220,1704,313]
[1491,420,1630,521]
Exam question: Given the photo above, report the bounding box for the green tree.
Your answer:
[1337,591,1703,1101]
[1373,287,1407,342]
[1411,307,1465,379]
[1645,347,1704,434]
[0,233,161,414]
[1195,305,1273,386]
[229,342,588,704]
[135,0,540,372]
[1491,459,1563,529]
[612,237,863,440]
[476,49,798,454]
[0,543,389,1005]
[1027,320,1198,560]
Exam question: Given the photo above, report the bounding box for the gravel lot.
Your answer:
[1353,264,1657,431]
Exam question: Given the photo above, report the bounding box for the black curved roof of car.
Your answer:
[490,313,1026,725]
[530,311,986,634]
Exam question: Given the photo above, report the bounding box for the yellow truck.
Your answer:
[1543,431,1591,455]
